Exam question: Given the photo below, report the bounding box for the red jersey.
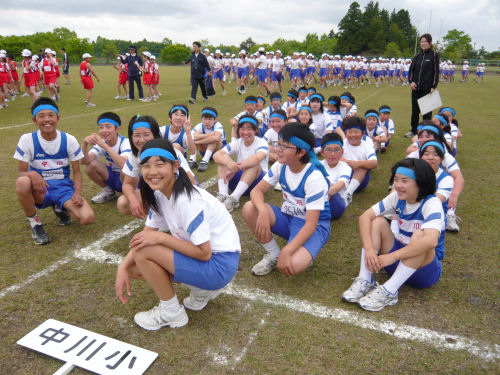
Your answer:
[42,57,55,74]
[80,61,91,77]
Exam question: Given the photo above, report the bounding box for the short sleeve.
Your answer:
[304,171,329,211]
[263,161,281,186]
[371,192,398,216]
[145,208,167,229]
[13,134,34,162]
[66,134,83,161]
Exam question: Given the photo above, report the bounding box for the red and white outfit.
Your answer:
[142,60,152,85]
[0,61,9,86]
[42,57,57,85]
[23,59,36,87]
[10,60,19,82]
[152,62,159,85]
[118,62,128,85]
[80,60,93,89]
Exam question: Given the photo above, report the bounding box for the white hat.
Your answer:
[0,53,5,59]
[239,49,246,54]
[203,48,209,52]
[276,50,282,55]
[300,52,306,56]
[269,51,274,54]
[225,52,230,55]
[44,48,52,53]
[231,53,235,57]
[116,56,122,60]
[215,49,221,54]
[464,60,468,64]
[51,50,56,56]
[210,53,214,56]
[0,49,6,54]
[22,49,31,57]
[32,55,38,61]
[82,53,92,59]
[150,55,156,59]
[143,51,151,57]
[258,47,265,52]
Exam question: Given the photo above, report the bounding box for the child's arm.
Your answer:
[238,151,266,170]
[342,158,377,171]
[448,169,464,209]
[87,63,100,82]
[328,180,346,199]
[122,175,144,219]
[192,131,221,144]
[249,179,274,242]
[372,131,387,144]
[183,116,196,158]
[18,161,48,195]
[70,160,84,207]
[81,134,99,165]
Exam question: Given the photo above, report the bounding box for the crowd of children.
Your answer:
[12,43,466,329]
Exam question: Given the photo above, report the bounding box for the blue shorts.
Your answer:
[329,193,347,220]
[270,205,330,259]
[354,70,361,78]
[290,69,302,80]
[271,71,283,82]
[105,166,123,192]
[335,68,341,75]
[228,169,265,196]
[402,71,408,78]
[256,68,267,82]
[353,170,370,193]
[384,241,441,289]
[213,69,224,81]
[388,70,394,77]
[374,71,381,78]
[224,66,230,73]
[396,69,401,76]
[307,67,315,75]
[343,70,351,79]
[237,68,248,79]
[173,251,239,290]
[319,68,327,77]
[36,178,75,211]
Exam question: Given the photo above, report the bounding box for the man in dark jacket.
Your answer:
[407,33,440,137]
[185,41,211,104]
[119,45,144,101]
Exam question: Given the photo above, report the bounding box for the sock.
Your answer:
[218,179,229,196]
[262,238,281,258]
[27,213,42,228]
[383,261,416,294]
[159,295,181,315]
[447,207,455,216]
[202,150,213,163]
[189,154,197,162]
[53,206,63,212]
[346,179,361,196]
[358,248,373,282]
[230,181,248,201]
[103,186,113,192]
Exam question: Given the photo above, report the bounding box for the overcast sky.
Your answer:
[1,0,499,51]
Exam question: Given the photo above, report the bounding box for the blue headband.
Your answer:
[32,104,59,117]
[309,94,323,102]
[201,109,217,118]
[441,107,455,116]
[299,106,312,114]
[257,97,266,103]
[271,95,282,100]
[433,114,448,126]
[288,136,329,177]
[140,148,177,162]
[322,140,343,149]
[308,88,316,93]
[420,141,445,155]
[287,92,297,98]
[328,100,338,105]
[418,125,440,136]
[340,95,352,103]
[379,108,391,113]
[299,89,308,93]
[239,116,258,127]
[347,125,363,132]
[132,121,152,131]
[365,112,379,119]
[270,113,287,121]
[245,99,257,104]
[396,167,416,180]
[98,118,120,127]
[169,106,188,116]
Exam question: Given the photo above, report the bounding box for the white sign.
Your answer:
[417,89,443,114]
[17,319,157,375]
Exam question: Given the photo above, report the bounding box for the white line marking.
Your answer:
[222,283,500,362]
[231,310,269,370]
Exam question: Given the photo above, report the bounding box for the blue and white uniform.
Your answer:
[343,139,376,192]
[191,121,227,147]
[321,159,351,219]
[434,167,453,259]
[160,125,189,156]
[14,130,83,210]
[122,149,193,179]
[264,161,331,258]
[326,110,343,133]
[311,111,332,145]
[146,186,240,290]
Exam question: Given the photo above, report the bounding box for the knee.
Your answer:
[80,211,95,225]
[16,176,32,195]
[116,195,130,214]
[241,201,256,222]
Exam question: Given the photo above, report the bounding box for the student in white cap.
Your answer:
[80,53,99,107]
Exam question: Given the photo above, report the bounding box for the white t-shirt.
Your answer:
[159,125,189,154]
[311,111,332,139]
[264,161,329,219]
[340,104,357,118]
[145,187,241,253]
[343,140,377,162]
[14,130,83,164]
[272,57,284,72]
[366,125,385,139]
[122,149,192,178]
[222,137,269,172]
[191,121,226,144]
[406,150,460,173]
[233,110,264,124]
[436,168,454,201]
[381,118,395,134]
[326,110,343,132]
[255,55,267,70]
[89,136,131,172]
[320,159,352,205]
[263,128,278,146]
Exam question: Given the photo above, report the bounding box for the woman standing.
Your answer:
[407,34,440,138]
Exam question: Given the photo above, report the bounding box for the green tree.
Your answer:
[240,37,256,52]
[442,29,473,60]
[384,42,402,57]
[161,43,191,64]
[367,17,385,53]
[102,41,119,63]
[390,9,416,50]
[388,23,406,51]
[337,2,365,54]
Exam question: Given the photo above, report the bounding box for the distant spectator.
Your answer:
[119,45,143,101]
[185,41,210,104]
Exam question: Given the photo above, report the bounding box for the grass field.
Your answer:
[0,66,499,374]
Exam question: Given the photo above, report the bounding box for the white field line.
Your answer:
[0,177,217,299]
[2,175,498,362]
[231,311,269,370]
[0,95,187,131]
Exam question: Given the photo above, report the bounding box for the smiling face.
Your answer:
[270,117,286,133]
[33,109,59,138]
[393,173,419,203]
[320,143,343,168]
[132,128,154,152]
[309,100,321,113]
[420,37,431,51]
[256,101,264,111]
[238,123,257,145]
[245,102,256,114]
[271,98,281,110]
[365,116,378,130]
[97,123,119,145]
[345,127,363,146]
[298,109,311,124]
[421,146,443,173]
[140,156,178,196]
[418,130,437,144]
[170,109,186,129]
[379,112,390,122]
[298,91,307,100]
[276,139,299,165]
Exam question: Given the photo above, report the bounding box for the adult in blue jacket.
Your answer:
[185,41,210,104]
[119,45,144,101]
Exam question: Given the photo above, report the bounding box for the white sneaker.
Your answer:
[86,102,96,107]
[134,304,188,330]
[216,193,228,203]
[91,190,116,204]
[342,277,375,303]
[183,286,222,311]
[274,182,282,191]
[22,93,29,97]
[251,253,278,276]
[346,193,353,206]
[222,90,226,96]
[224,196,239,212]
[357,283,398,311]
[446,213,461,232]
[114,95,121,99]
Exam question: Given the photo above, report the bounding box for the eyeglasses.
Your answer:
[323,147,342,154]
[277,143,297,151]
